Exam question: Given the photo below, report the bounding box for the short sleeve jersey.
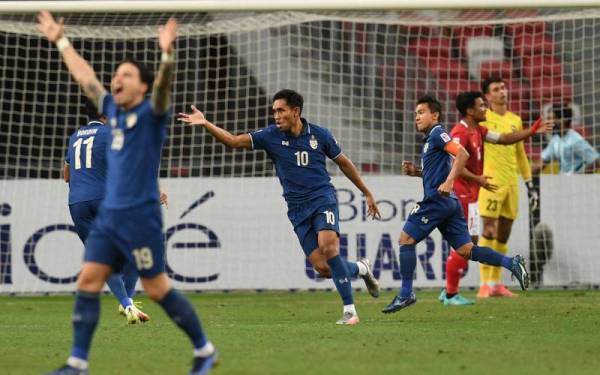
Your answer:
[480,109,523,186]
[249,119,341,206]
[450,120,488,199]
[66,121,110,204]
[101,95,169,209]
[421,124,455,200]
[541,129,600,174]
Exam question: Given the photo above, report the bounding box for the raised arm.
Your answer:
[151,17,177,114]
[179,105,252,149]
[37,11,107,109]
[488,118,554,145]
[438,142,469,196]
[333,154,381,219]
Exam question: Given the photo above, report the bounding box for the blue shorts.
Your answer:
[69,199,102,242]
[403,194,471,250]
[288,194,340,257]
[84,203,165,278]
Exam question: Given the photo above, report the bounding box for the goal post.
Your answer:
[1,4,599,293]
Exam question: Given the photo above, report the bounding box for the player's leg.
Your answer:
[478,185,505,297]
[443,199,474,305]
[489,215,517,297]
[141,273,217,373]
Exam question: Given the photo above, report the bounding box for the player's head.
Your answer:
[272,89,303,132]
[456,91,487,123]
[111,58,154,109]
[482,76,507,107]
[84,98,106,123]
[550,104,573,135]
[415,95,442,132]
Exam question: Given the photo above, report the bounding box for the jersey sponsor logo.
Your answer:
[111,129,124,151]
[423,142,429,153]
[281,140,289,146]
[126,113,138,128]
[309,135,318,150]
[440,133,451,143]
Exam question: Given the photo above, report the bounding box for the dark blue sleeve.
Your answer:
[249,126,273,151]
[101,93,114,116]
[431,127,451,150]
[323,128,342,159]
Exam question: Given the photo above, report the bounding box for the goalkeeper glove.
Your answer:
[525,180,539,212]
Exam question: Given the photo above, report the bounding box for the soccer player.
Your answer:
[64,99,153,324]
[477,77,539,298]
[440,92,553,305]
[178,89,382,325]
[38,11,217,375]
[381,95,529,314]
[532,104,599,174]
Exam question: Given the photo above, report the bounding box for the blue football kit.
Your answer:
[85,95,169,277]
[65,120,110,241]
[250,119,343,256]
[403,124,471,250]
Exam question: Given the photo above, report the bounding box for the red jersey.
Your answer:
[450,120,488,201]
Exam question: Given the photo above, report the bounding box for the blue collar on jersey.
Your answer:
[87,120,105,127]
[424,123,443,138]
[300,118,311,136]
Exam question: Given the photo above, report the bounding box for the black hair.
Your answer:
[456,91,484,117]
[272,89,304,114]
[84,97,103,121]
[416,95,442,122]
[481,76,504,94]
[552,104,573,128]
[115,58,154,94]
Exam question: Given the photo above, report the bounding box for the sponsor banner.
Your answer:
[0,176,597,293]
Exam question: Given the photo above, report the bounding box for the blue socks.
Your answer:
[345,260,359,278]
[327,255,354,305]
[70,291,100,361]
[158,289,207,349]
[106,274,131,308]
[399,244,416,298]
[471,245,513,269]
[121,266,138,299]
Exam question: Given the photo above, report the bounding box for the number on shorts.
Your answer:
[323,210,336,225]
[132,247,154,270]
[486,199,498,212]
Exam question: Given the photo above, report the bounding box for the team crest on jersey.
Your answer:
[110,117,117,128]
[511,124,517,131]
[126,113,138,128]
[309,135,318,150]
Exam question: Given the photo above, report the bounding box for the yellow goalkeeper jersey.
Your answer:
[481,109,532,186]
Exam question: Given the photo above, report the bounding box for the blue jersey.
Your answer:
[421,124,455,199]
[101,95,169,209]
[66,121,110,204]
[250,119,342,206]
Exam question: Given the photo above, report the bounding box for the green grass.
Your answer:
[1,290,600,375]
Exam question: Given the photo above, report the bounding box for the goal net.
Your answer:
[1,7,599,293]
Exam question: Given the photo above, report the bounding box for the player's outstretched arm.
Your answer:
[151,17,177,115]
[402,161,422,177]
[334,154,381,219]
[178,105,252,149]
[438,142,469,196]
[491,118,554,145]
[37,11,107,109]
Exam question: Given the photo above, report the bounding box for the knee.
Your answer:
[399,231,417,246]
[318,243,338,259]
[455,244,472,260]
[77,270,104,292]
[482,225,496,239]
[141,275,170,301]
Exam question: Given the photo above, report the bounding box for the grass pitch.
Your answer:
[1,289,599,375]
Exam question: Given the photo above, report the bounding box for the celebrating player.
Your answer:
[440,92,553,305]
[381,95,529,314]
[179,89,382,325]
[38,11,217,375]
[64,100,173,323]
[477,77,539,298]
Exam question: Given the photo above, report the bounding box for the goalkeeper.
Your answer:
[477,77,538,298]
